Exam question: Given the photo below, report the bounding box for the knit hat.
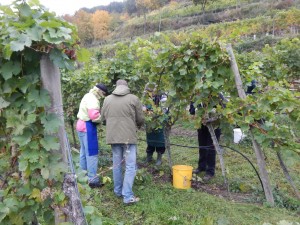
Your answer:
[116,79,128,86]
[96,83,108,95]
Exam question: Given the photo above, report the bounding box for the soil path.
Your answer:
[138,163,259,205]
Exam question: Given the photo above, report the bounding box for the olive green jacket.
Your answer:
[101,85,144,144]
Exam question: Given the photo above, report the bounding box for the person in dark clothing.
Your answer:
[146,128,165,166]
[189,102,221,181]
[246,80,265,126]
[246,80,257,95]
[144,84,167,166]
[194,125,221,180]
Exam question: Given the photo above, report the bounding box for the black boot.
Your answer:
[89,181,104,189]
[145,152,153,163]
[156,153,163,166]
[193,168,205,174]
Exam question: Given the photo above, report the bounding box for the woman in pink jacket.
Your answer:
[76,83,108,188]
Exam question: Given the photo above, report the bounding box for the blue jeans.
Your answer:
[77,131,99,184]
[112,144,137,203]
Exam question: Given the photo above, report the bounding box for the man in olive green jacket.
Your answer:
[101,79,144,205]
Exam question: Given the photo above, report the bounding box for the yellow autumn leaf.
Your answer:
[30,188,42,202]
[103,176,112,184]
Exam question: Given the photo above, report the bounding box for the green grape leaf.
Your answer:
[23,149,40,163]
[183,56,189,62]
[41,168,50,179]
[27,141,39,151]
[0,203,9,214]
[175,60,183,67]
[48,28,58,38]
[41,113,62,134]
[3,198,19,209]
[42,32,63,44]
[0,61,21,80]
[0,5,14,15]
[27,113,37,124]
[197,63,205,72]
[40,135,60,151]
[13,129,32,146]
[11,213,24,225]
[217,66,229,76]
[0,212,7,223]
[185,49,193,55]
[15,77,31,94]
[179,68,187,76]
[17,184,32,196]
[18,158,28,172]
[40,20,62,28]
[49,161,67,179]
[3,45,12,59]
[27,89,50,107]
[26,26,44,41]
[10,34,32,52]
[49,48,70,69]
[19,3,31,17]
[58,27,72,39]
[6,110,37,135]
[212,80,224,89]
[28,0,40,6]
[205,69,213,78]
[11,124,26,136]
[0,97,10,109]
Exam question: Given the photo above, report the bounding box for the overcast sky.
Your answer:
[0,0,123,15]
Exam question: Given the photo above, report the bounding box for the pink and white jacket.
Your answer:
[76,87,104,132]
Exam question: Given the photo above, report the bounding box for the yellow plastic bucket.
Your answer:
[172,165,193,189]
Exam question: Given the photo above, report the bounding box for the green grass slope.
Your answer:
[69,123,300,225]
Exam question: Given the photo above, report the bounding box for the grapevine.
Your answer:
[0,0,299,223]
[0,1,81,223]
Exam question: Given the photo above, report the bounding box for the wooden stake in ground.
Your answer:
[40,55,86,224]
[164,123,173,172]
[277,151,300,200]
[226,43,275,205]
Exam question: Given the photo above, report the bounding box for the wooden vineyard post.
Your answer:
[226,44,275,205]
[164,123,173,172]
[40,55,86,224]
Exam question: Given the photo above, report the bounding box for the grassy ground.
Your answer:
[69,122,300,225]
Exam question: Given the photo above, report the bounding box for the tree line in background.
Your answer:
[62,0,175,45]
[63,10,113,45]
[61,0,299,46]
[87,0,172,15]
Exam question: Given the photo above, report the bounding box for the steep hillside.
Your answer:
[99,0,300,51]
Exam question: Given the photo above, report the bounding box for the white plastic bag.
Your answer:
[233,128,245,143]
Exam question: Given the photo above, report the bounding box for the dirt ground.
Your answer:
[138,163,258,205]
[139,126,260,204]
[170,126,198,137]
